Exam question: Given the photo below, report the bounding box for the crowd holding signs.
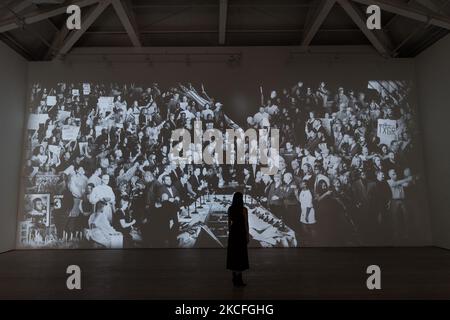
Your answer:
[19,80,425,249]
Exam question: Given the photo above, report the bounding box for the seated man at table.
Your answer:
[205,167,220,193]
[174,173,196,206]
[189,167,207,194]
[267,173,284,219]
[260,174,273,205]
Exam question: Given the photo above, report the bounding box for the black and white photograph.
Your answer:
[18,78,426,249]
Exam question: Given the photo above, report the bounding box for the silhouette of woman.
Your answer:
[226,192,249,287]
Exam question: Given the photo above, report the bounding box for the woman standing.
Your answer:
[226,192,249,287]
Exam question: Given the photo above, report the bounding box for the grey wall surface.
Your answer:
[0,41,27,253]
[416,35,450,249]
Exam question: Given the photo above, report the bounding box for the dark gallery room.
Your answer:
[0,0,449,317]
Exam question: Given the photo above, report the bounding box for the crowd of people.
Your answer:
[21,79,422,248]
[244,81,421,246]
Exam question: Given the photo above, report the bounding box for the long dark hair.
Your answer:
[231,192,244,209]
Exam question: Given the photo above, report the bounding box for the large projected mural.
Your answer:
[18,79,426,248]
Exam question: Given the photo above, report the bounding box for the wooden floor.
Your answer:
[0,247,449,299]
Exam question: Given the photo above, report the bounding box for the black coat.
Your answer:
[226,206,249,271]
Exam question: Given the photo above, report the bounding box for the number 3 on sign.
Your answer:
[66,5,81,30]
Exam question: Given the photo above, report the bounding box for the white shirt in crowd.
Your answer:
[299,189,316,224]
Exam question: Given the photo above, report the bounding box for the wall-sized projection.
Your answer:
[18,79,427,248]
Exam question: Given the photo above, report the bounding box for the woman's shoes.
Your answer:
[232,273,246,287]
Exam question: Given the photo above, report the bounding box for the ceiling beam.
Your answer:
[58,0,111,57]
[301,0,335,46]
[0,0,33,21]
[0,0,100,33]
[351,0,450,30]
[218,0,228,45]
[338,0,391,57]
[45,25,70,60]
[0,32,34,60]
[413,0,443,14]
[384,0,414,30]
[84,28,362,34]
[68,45,376,56]
[111,0,141,47]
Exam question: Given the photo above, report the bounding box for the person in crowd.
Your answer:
[158,175,181,246]
[367,170,391,245]
[113,195,136,248]
[297,180,316,245]
[53,173,73,240]
[282,172,299,234]
[351,171,370,240]
[267,173,284,219]
[189,167,207,194]
[87,200,119,248]
[387,168,414,244]
[175,173,196,205]
[314,180,354,245]
[90,174,116,223]
[79,182,95,237]
[66,164,88,240]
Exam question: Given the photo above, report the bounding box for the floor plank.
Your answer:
[0,247,449,299]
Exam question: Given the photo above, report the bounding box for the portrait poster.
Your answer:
[24,193,50,227]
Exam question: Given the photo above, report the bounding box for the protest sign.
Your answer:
[98,97,114,115]
[28,114,49,130]
[58,110,71,122]
[62,125,80,141]
[377,119,397,145]
[46,96,57,106]
[83,83,91,95]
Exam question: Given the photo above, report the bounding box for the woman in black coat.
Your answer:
[226,192,249,287]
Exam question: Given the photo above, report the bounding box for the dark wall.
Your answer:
[0,41,27,253]
[416,35,450,249]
